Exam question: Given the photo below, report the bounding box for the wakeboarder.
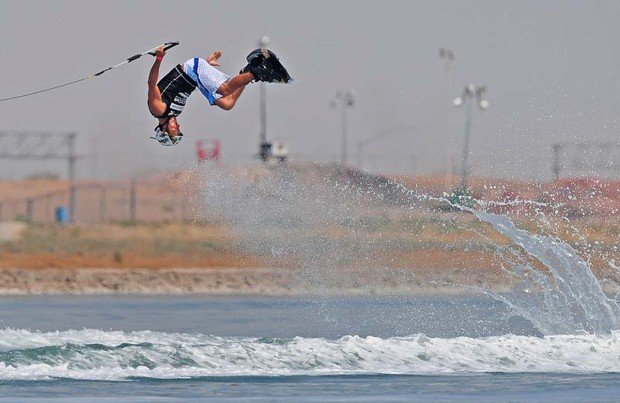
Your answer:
[147,46,291,146]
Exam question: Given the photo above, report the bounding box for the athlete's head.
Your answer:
[151,117,183,146]
[164,117,181,136]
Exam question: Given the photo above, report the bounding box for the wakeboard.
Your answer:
[245,49,292,84]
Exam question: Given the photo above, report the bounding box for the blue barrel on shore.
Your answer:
[55,206,70,224]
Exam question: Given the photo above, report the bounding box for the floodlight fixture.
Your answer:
[439,48,454,61]
[452,84,490,190]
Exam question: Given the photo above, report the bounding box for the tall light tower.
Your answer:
[331,90,355,165]
[439,48,454,187]
[453,84,489,190]
[258,35,270,161]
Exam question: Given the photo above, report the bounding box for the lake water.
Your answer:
[0,295,619,401]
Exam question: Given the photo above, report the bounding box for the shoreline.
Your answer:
[0,266,520,296]
[2,266,618,297]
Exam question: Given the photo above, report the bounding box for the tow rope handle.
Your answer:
[147,41,180,56]
[93,41,180,77]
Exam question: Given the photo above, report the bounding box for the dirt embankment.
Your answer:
[0,220,617,295]
[0,223,514,295]
[0,266,516,296]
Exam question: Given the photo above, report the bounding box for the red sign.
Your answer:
[196,139,221,164]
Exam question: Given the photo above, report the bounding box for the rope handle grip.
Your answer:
[147,42,180,56]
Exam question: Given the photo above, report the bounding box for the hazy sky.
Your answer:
[1,0,619,180]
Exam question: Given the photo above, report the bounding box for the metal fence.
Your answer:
[0,180,204,224]
[552,142,620,180]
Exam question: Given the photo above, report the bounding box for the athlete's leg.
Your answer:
[215,85,246,111]
[217,72,254,97]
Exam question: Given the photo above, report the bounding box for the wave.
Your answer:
[0,328,618,381]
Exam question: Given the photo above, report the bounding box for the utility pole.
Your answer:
[67,132,77,222]
[341,99,348,164]
[439,48,454,188]
[331,90,355,165]
[258,36,270,161]
[129,177,137,223]
[259,80,267,145]
[552,143,562,181]
[453,85,489,190]
[461,98,474,190]
[90,135,98,179]
[67,132,76,182]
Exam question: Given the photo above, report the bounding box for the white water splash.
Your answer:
[0,328,618,381]
[201,165,619,335]
[378,176,620,335]
[472,210,620,335]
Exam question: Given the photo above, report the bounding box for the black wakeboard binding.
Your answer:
[241,49,292,83]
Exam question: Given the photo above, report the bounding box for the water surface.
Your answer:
[0,295,618,401]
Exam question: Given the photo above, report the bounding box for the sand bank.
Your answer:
[0,266,520,296]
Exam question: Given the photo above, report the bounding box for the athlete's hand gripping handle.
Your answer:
[148,42,179,56]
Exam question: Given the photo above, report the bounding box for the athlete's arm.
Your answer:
[147,47,166,116]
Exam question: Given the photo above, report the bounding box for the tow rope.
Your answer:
[0,41,179,102]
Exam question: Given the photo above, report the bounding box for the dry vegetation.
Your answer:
[0,223,261,269]
[0,212,615,274]
[0,169,617,294]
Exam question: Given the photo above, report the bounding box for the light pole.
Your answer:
[331,90,355,165]
[258,35,270,161]
[439,48,454,187]
[453,84,489,190]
